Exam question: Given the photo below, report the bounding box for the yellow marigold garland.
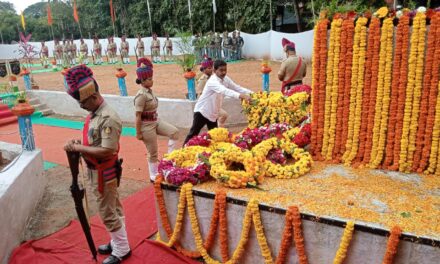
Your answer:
[165,146,210,168]
[400,12,426,172]
[322,18,343,159]
[252,137,313,179]
[342,17,368,164]
[369,17,394,168]
[209,127,233,143]
[333,221,355,264]
[426,81,440,174]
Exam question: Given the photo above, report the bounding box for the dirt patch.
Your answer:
[20,60,312,99]
[23,165,148,241]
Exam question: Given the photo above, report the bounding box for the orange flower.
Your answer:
[382,226,402,264]
[291,206,308,264]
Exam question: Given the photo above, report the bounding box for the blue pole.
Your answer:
[262,73,270,92]
[187,78,197,101]
[18,115,35,151]
[23,75,32,90]
[117,77,128,96]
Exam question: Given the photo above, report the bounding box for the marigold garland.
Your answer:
[426,81,440,174]
[333,221,355,264]
[322,18,342,160]
[356,17,379,163]
[311,21,321,156]
[275,208,294,264]
[382,226,402,264]
[314,19,330,160]
[420,13,440,172]
[390,15,410,170]
[342,17,368,164]
[383,15,407,167]
[362,17,381,164]
[369,17,394,168]
[400,12,426,172]
[291,206,308,264]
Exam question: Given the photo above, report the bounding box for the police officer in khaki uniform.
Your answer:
[40,41,49,68]
[63,65,131,264]
[278,38,307,95]
[197,57,228,127]
[54,39,63,66]
[134,58,178,181]
[71,39,78,65]
[93,37,103,65]
[63,39,71,66]
[120,35,130,64]
[150,33,161,63]
[80,38,89,64]
[163,33,173,62]
[136,34,145,58]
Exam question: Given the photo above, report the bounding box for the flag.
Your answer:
[47,3,53,26]
[110,0,115,23]
[73,0,79,23]
[212,0,217,14]
[20,11,25,30]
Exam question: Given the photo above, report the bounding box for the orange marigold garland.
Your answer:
[356,16,379,162]
[383,15,405,168]
[426,81,440,174]
[315,19,330,160]
[420,13,440,172]
[154,176,201,258]
[339,18,355,158]
[382,226,402,264]
[291,206,308,264]
[275,208,294,264]
[333,18,351,161]
[362,17,381,164]
[311,22,321,157]
[390,14,410,170]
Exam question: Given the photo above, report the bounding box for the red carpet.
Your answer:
[8,187,198,264]
[0,123,171,181]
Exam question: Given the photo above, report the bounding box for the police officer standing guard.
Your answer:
[80,38,89,65]
[163,33,173,62]
[40,41,49,68]
[54,39,63,66]
[93,37,103,65]
[64,65,131,264]
[136,34,145,58]
[120,35,130,64]
[150,33,161,63]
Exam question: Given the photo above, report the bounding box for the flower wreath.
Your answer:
[159,146,211,186]
[185,128,234,148]
[209,143,265,188]
[252,137,313,179]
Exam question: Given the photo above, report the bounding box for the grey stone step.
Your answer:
[33,103,48,111]
[40,109,54,116]
[28,98,40,105]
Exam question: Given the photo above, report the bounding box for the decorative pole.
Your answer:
[61,67,69,91]
[20,68,32,90]
[261,61,272,92]
[183,69,197,101]
[11,97,35,151]
[115,68,128,96]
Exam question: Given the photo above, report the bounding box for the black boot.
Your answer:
[98,242,112,255]
[102,251,132,264]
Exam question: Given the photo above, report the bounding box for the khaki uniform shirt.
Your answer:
[93,43,101,54]
[63,44,70,53]
[197,74,209,94]
[71,43,77,53]
[110,42,117,53]
[41,46,49,57]
[137,40,144,50]
[80,43,88,53]
[86,102,122,152]
[165,39,172,49]
[121,41,129,51]
[278,55,307,83]
[55,44,62,54]
[151,39,160,51]
[134,88,158,113]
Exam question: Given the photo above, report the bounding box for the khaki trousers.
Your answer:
[141,120,179,163]
[89,169,124,232]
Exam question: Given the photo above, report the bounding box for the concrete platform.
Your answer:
[157,183,440,264]
[0,142,45,263]
[27,90,247,128]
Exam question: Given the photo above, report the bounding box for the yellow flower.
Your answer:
[426,81,440,174]
[333,221,355,264]
[374,7,389,18]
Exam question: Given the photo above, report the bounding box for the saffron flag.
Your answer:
[73,0,79,23]
[110,0,115,23]
[47,3,53,26]
[20,11,25,30]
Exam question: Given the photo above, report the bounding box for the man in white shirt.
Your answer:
[183,60,252,145]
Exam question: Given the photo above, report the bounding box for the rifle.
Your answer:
[91,49,95,65]
[66,150,97,261]
[134,46,138,62]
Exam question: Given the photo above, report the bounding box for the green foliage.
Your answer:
[175,32,196,72]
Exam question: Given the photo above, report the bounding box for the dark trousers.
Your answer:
[183,112,218,145]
